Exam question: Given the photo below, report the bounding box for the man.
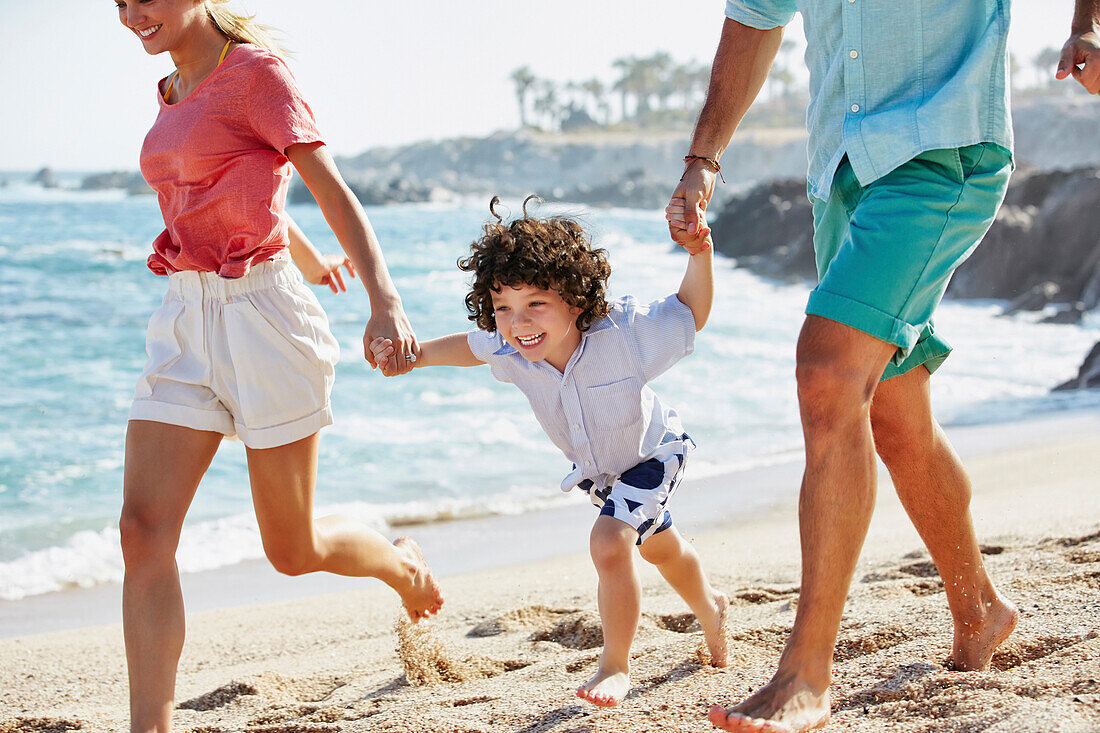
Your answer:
[668,1,1100,731]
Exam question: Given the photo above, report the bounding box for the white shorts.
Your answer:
[129,258,340,449]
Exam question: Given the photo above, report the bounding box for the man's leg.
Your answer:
[870,366,1017,670]
[710,315,895,733]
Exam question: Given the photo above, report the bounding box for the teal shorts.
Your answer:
[807,143,1012,381]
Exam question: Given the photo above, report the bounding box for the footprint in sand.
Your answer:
[730,586,800,605]
[466,605,578,638]
[528,610,605,650]
[833,623,916,663]
[989,632,1098,671]
[178,672,344,711]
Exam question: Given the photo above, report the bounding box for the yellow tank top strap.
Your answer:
[162,40,234,103]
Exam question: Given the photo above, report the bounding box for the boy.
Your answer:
[371,197,727,708]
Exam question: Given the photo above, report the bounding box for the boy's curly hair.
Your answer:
[459,196,611,333]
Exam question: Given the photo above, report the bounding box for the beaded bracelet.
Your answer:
[682,154,726,183]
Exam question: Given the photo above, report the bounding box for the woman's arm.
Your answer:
[677,245,714,332]
[286,142,416,374]
[369,333,485,371]
[285,215,356,293]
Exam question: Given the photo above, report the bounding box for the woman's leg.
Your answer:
[638,526,729,667]
[245,433,443,620]
[577,515,640,708]
[121,420,223,733]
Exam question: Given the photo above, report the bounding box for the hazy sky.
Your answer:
[0,1,1081,171]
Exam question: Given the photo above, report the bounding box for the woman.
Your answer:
[114,1,443,730]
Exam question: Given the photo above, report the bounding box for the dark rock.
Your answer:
[80,170,154,195]
[32,167,58,188]
[1039,302,1087,324]
[1003,282,1062,315]
[708,179,816,282]
[1054,341,1100,390]
[289,176,447,206]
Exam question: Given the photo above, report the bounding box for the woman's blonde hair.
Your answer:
[205,0,288,55]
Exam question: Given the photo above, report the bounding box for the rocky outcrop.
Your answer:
[1054,341,1100,391]
[708,166,1100,314]
[81,171,153,195]
[32,167,58,188]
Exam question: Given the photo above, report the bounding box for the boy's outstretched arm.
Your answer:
[677,240,715,332]
[370,333,485,373]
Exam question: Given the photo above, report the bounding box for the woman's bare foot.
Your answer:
[576,668,631,707]
[702,592,730,667]
[708,671,830,732]
[393,537,444,623]
[952,594,1018,671]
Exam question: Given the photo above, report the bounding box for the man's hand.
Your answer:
[1058,25,1100,93]
[667,160,716,252]
[363,301,420,376]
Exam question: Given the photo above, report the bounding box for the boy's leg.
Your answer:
[638,525,729,666]
[577,515,641,708]
[245,434,443,621]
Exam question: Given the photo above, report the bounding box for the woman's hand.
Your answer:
[301,253,357,293]
[364,299,420,375]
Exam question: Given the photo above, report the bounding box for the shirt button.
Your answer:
[851,103,860,113]
[849,50,859,59]
[584,460,592,466]
[572,424,581,430]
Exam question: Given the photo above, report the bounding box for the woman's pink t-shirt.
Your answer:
[140,44,323,278]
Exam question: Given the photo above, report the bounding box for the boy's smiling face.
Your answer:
[490,284,582,373]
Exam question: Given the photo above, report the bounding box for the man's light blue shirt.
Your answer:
[725,0,1013,200]
[467,294,696,491]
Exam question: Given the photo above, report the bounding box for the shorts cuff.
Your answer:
[129,399,235,435]
[806,289,921,351]
[235,404,333,449]
[881,334,953,381]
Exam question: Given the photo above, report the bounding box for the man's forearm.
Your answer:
[689,19,786,160]
[1073,0,1100,32]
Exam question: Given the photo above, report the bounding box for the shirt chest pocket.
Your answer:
[585,377,641,431]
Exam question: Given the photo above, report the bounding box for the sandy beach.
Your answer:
[1,411,1098,733]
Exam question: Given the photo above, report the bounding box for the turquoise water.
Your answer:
[1,185,1097,600]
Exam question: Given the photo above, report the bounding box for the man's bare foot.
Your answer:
[393,537,444,623]
[952,594,1018,671]
[708,672,830,732]
[576,668,631,708]
[702,592,730,667]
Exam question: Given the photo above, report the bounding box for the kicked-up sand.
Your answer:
[0,412,1098,732]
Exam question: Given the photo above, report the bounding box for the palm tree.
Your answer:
[581,78,609,125]
[533,79,561,130]
[511,66,537,127]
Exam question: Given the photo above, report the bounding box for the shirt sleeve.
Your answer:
[467,330,513,384]
[620,295,697,382]
[725,0,797,29]
[246,53,324,154]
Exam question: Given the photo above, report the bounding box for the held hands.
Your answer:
[666,196,713,256]
[1057,25,1100,93]
[667,159,716,254]
[300,253,357,293]
[363,302,420,376]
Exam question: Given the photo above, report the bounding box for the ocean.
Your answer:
[1,181,1098,603]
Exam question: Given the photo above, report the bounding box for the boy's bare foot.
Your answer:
[393,537,444,623]
[576,668,631,708]
[952,594,1018,671]
[702,592,730,667]
[708,671,830,732]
